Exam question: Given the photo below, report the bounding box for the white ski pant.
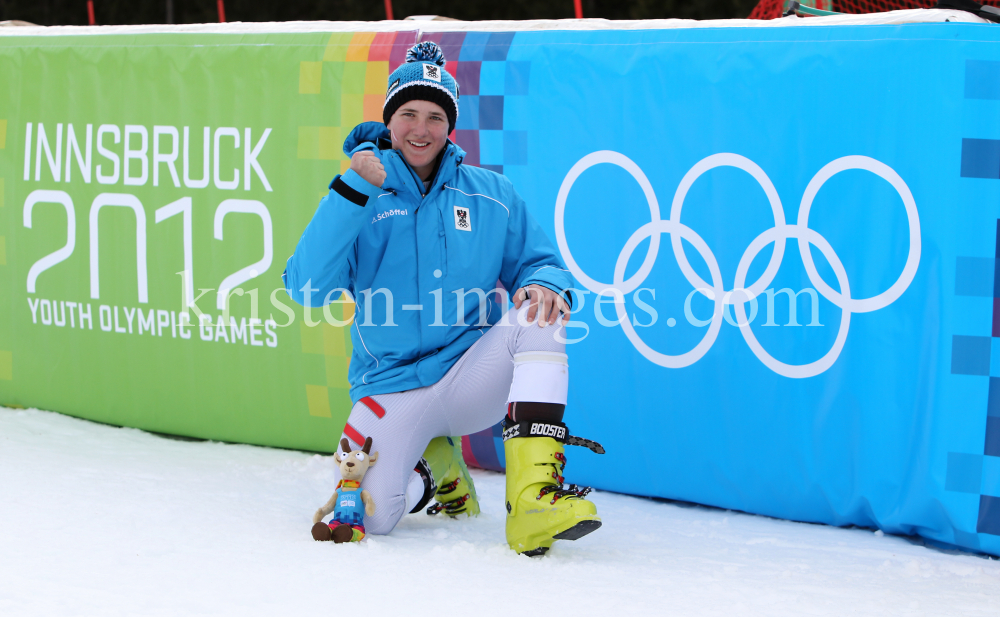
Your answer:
[331,305,568,535]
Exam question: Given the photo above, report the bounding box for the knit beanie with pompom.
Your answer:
[382,41,459,134]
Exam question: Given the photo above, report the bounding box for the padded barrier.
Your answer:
[0,15,998,556]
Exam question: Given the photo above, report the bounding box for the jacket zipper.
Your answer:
[438,206,448,279]
[414,196,423,357]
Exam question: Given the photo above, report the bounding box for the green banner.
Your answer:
[0,30,420,452]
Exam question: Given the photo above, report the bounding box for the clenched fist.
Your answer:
[351,151,386,189]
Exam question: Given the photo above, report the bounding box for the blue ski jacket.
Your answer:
[283,122,572,403]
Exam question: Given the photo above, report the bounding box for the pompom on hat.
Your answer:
[383,41,459,134]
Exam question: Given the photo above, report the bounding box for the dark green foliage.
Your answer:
[0,0,759,27]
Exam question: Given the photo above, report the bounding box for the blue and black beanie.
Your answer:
[383,42,460,134]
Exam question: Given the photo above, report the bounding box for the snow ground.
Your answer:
[1,407,998,617]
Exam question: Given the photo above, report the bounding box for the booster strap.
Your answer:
[501,417,605,455]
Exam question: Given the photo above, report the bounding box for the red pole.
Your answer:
[384,0,394,20]
[87,0,96,25]
[217,0,226,23]
[573,0,583,18]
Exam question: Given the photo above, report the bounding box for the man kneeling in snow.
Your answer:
[283,41,602,556]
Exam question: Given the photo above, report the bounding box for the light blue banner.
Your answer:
[470,23,1000,557]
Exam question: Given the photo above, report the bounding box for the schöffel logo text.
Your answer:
[529,423,566,440]
[372,208,408,225]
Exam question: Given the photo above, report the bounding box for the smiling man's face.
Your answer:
[386,99,450,181]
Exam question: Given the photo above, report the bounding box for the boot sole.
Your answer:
[518,519,602,556]
[553,519,602,541]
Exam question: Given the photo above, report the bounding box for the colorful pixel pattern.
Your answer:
[297,31,419,174]
[299,301,355,421]
[423,31,530,178]
[947,59,1000,547]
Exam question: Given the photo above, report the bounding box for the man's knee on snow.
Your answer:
[360,493,408,535]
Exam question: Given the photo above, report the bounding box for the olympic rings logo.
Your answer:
[554,152,921,379]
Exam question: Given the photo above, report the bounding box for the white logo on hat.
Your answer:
[423,63,442,83]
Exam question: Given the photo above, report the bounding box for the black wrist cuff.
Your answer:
[333,175,369,207]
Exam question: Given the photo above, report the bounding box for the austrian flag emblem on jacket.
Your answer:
[454,206,472,231]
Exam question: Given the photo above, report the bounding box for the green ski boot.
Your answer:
[422,436,480,517]
[502,418,605,556]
